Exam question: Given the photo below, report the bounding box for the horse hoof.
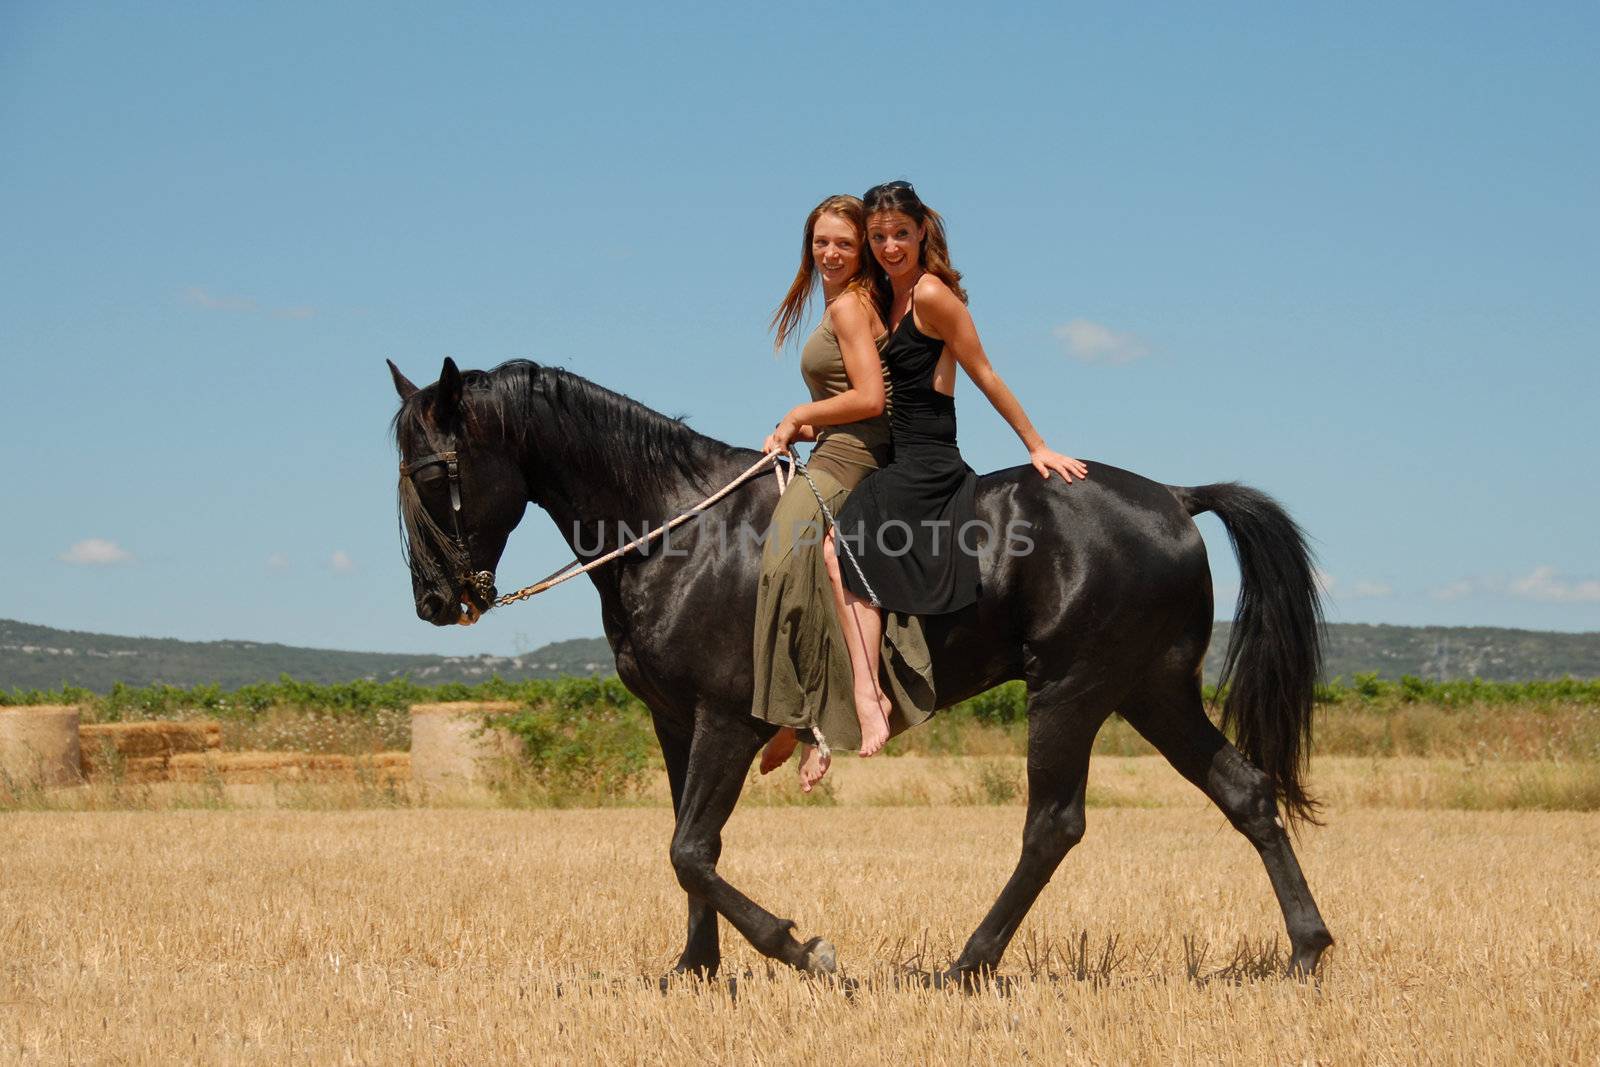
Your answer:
[1287,933,1332,980]
[660,960,718,992]
[933,967,1009,994]
[799,936,838,975]
[1287,952,1325,981]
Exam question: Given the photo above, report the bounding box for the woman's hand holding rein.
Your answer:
[762,418,816,456]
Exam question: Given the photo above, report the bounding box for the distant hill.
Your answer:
[0,619,613,692]
[1208,622,1600,683]
[3,618,1595,693]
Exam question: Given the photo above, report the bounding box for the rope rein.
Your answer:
[493,449,881,609]
[785,457,883,608]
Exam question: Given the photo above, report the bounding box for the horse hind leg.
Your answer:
[1120,674,1334,976]
[946,678,1108,984]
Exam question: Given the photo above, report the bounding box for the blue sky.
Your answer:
[2,1,1595,657]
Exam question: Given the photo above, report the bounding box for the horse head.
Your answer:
[389,357,529,626]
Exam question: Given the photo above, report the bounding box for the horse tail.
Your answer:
[1168,481,1325,827]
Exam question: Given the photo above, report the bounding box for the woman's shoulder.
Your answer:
[912,273,966,334]
[830,287,885,335]
[914,272,959,307]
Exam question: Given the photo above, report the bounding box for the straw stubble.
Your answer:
[2,805,1596,1064]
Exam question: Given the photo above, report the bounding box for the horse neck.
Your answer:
[507,375,745,557]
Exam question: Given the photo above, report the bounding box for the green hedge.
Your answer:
[0,675,638,720]
[487,679,656,804]
[6,672,1597,729]
[5,674,1595,785]
[961,675,1600,726]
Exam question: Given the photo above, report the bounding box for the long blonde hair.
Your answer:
[769,194,878,349]
[862,181,968,311]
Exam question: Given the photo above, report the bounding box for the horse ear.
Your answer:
[387,359,419,402]
[433,357,463,424]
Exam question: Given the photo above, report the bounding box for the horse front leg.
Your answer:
[651,714,721,977]
[668,707,836,975]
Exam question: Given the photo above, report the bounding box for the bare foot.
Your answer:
[759,728,797,774]
[856,689,892,757]
[799,744,831,792]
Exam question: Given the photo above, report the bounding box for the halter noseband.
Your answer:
[399,449,497,603]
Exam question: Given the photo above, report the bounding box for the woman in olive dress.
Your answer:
[751,194,936,790]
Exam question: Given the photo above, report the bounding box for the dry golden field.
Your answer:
[4,755,1598,1065]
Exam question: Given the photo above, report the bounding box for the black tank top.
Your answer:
[883,290,956,441]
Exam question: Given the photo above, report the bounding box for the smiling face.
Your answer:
[811,211,863,294]
[867,210,925,285]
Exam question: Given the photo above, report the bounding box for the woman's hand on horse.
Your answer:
[1031,446,1089,482]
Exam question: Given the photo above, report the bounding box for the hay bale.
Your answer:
[307,752,410,785]
[98,756,172,784]
[78,721,221,781]
[79,721,220,759]
[169,750,411,785]
[169,751,297,784]
[0,705,83,789]
[410,702,523,793]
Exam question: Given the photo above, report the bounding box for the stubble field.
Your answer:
[4,757,1598,1065]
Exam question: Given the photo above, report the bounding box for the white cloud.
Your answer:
[59,538,134,566]
[330,550,355,573]
[1430,578,1478,602]
[266,553,290,571]
[182,286,318,320]
[1350,579,1393,599]
[182,286,258,313]
[1508,565,1600,604]
[1052,319,1150,365]
[1314,569,1337,595]
[1428,568,1600,604]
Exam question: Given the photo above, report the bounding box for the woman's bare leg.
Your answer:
[824,529,891,757]
[844,592,891,755]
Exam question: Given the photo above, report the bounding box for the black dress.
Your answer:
[834,294,982,615]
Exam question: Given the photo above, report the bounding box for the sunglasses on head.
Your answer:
[867,179,917,200]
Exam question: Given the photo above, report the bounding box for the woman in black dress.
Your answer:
[825,181,1089,757]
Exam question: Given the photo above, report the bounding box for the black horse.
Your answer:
[388,356,1334,981]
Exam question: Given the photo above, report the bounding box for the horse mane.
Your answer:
[392,359,735,505]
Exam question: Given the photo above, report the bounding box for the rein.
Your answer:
[494,451,788,607]
[403,446,883,619]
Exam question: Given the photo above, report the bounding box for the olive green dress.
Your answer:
[750,309,937,751]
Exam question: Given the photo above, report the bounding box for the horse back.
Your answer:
[922,462,1211,705]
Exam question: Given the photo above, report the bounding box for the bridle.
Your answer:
[398,449,497,604]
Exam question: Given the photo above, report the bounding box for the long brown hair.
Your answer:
[769,194,877,349]
[862,181,968,309]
